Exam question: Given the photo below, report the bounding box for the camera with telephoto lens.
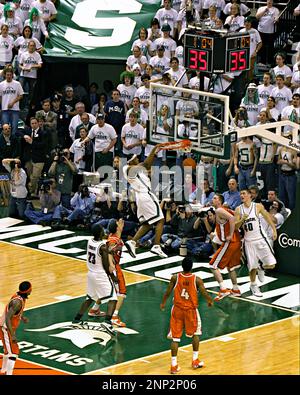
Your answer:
[164,198,172,209]
[39,179,53,192]
[54,145,65,163]
[196,210,208,218]
[10,160,21,169]
[80,185,90,198]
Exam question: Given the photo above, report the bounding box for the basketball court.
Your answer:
[0,218,299,375]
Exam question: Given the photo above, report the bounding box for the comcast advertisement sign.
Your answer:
[44,0,161,60]
[278,233,300,249]
[274,181,300,276]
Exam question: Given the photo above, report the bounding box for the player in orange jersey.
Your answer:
[0,281,32,375]
[209,194,243,301]
[88,218,127,327]
[160,257,213,374]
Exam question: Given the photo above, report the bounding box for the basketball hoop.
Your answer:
[158,139,192,153]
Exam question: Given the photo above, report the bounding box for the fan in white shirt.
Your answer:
[121,112,144,156]
[149,45,170,78]
[0,24,14,67]
[258,72,274,106]
[270,74,293,113]
[117,71,137,112]
[272,53,292,86]
[224,4,244,32]
[154,0,178,37]
[126,45,147,73]
[31,0,57,23]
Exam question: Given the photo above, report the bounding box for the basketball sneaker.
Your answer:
[192,359,204,369]
[125,240,136,258]
[101,322,116,336]
[257,268,265,283]
[150,244,168,258]
[112,315,126,327]
[230,289,241,297]
[250,284,263,297]
[88,308,106,317]
[214,289,231,301]
[170,365,181,374]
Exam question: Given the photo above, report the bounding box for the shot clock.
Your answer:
[184,30,250,74]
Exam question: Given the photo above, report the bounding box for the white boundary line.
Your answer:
[83,315,299,375]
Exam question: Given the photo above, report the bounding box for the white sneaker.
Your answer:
[257,268,265,283]
[125,240,136,258]
[150,244,168,258]
[250,284,263,297]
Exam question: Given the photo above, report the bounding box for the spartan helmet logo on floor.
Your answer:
[25,321,138,349]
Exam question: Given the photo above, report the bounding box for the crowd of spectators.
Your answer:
[0,0,299,260]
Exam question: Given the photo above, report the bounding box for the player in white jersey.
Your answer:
[73,224,117,335]
[235,189,277,297]
[124,144,167,259]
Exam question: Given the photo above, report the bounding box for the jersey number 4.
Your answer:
[88,252,96,264]
[181,288,190,300]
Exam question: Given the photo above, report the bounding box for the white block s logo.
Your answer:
[65,0,142,48]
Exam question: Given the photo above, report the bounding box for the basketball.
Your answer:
[183,157,196,169]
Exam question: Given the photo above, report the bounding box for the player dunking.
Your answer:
[124,144,167,258]
[160,257,213,374]
[209,194,242,301]
[73,224,117,335]
[235,189,277,297]
[88,218,127,327]
[0,281,32,375]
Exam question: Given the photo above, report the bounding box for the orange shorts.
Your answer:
[168,306,202,342]
[116,264,126,296]
[210,240,241,271]
[0,327,19,356]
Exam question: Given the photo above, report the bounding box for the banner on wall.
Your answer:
[274,179,300,276]
[44,0,161,61]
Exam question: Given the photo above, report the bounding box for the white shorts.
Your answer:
[136,192,164,225]
[244,238,277,271]
[87,271,117,303]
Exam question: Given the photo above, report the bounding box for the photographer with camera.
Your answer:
[51,184,96,228]
[0,124,21,206]
[116,188,138,237]
[161,204,197,251]
[24,178,61,225]
[191,208,216,257]
[2,158,27,219]
[139,197,177,247]
[89,185,119,231]
[48,147,77,209]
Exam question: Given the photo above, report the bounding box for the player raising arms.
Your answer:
[209,194,242,301]
[124,144,167,258]
[235,189,277,297]
[160,257,213,374]
[0,281,32,375]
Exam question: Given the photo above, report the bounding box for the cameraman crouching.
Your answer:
[2,158,28,219]
[24,179,61,225]
[48,147,77,209]
[52,184,96,228]
[161,204,197,251]
[191,208,216,257]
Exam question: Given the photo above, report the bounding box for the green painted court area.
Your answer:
[0,279,295,375]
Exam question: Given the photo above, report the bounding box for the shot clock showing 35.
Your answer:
[184,31,250,74]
